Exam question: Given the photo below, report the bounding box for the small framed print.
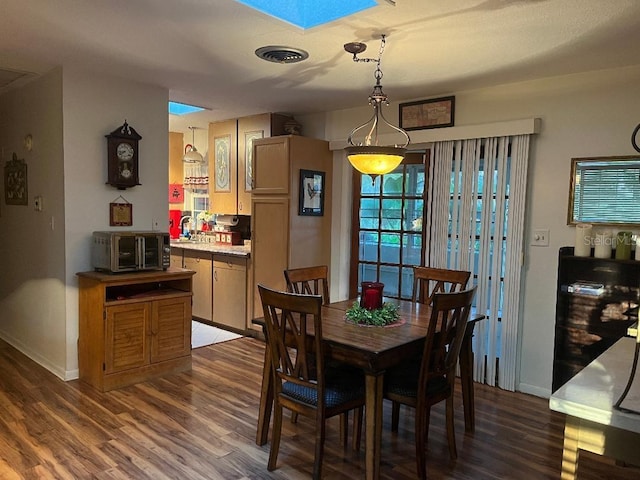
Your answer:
[110,201,133,226]
[168,183,184,203]
[399,96,455,131]
[299,169,324,216]
[4,153,28,206]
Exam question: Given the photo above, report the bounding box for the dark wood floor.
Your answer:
[1,336,639,479]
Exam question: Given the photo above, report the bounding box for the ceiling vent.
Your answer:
[255,46,309,64]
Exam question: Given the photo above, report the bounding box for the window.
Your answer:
[349,153,427,299]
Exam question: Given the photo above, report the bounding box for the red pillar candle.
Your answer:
[360,282,384,310]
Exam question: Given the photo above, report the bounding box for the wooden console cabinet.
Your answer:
[77,268,195,391]
[553,247,637,392]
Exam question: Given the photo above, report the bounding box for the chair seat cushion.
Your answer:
[282,367,364,408]
[384,360,448,398]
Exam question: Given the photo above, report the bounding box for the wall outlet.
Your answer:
[531,228,550,247]
[152,218,160,230]
[34,195,43,211]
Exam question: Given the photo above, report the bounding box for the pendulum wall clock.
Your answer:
[105,120,142,189]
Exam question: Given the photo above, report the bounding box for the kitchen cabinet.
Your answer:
[209,113,291,215]
[213,255,247,331]
[170,248,183,269]
[250,135,332,324]
[169,131,184,185]
[182,250,213,322]
[77,268,195,392]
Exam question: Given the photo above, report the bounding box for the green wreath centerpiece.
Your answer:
[345,301,400,327]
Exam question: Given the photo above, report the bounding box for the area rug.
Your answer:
[192,321,242,349]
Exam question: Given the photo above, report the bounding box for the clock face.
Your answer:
[116,142,134,161]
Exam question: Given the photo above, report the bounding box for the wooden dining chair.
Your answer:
[389,266,472,430]
[283,265,363,449]
[384,286,477,480]
[412,266,471,304]
[258,284,365,479]
[284,265,330,304]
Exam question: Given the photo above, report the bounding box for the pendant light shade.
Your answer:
[344,146,405,176]
[183,126,204,163]
[344,34,410,181]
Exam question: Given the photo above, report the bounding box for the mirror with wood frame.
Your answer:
[568,155,640,226]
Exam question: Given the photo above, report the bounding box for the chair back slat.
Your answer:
[412,266,471,304]
[417,287,477,401]
[258,285,325,403]
[284,265,330,305]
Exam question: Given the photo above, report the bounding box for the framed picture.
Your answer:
[4,153,28,206]
[399,96,455,131]
[298,169,325,216]
[168,183,184,203]
[110,201,133,226]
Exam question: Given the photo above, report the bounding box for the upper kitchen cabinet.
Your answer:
[169,131,184,185]
[209,113,291,216]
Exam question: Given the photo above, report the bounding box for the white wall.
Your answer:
[62,68,169,377]
[0,69,67,377]
[0,67,169,380]
[306,65,640,397]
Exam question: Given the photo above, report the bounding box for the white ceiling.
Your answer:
[2,0,640,133]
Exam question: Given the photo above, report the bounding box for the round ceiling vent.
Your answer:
[255,46,309,64]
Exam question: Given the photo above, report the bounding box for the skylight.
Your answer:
[168,102,205,116]
[235,0,378,29]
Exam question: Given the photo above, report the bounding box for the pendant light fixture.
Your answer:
[344,34,410,181]
[183,126,204,163]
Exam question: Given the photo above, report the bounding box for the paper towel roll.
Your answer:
[574,223,592,257]
[594,231,612,259]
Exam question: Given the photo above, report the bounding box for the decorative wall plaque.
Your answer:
[4,153,28,206]
[109,195,133,226]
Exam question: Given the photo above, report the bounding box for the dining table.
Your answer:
[253,297,485,480]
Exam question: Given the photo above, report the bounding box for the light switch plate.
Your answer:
[531,228,549,247]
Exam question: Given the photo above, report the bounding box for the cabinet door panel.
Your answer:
[183,252,212,321]
[209,119,238,215]
[251,198,289,320]
[253,137,290,195]
[151,296,192,363]
[238,114,271,215]
[105,303,150,374]
[213,256,247,330]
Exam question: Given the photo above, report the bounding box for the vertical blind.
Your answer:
[426,134,531,391]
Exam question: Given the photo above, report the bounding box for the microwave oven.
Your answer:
[92,231,171,273]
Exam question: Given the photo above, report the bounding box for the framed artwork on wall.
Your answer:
[109,196,133,226]
[298,169,325,216]
[4,153,28,206]
[399,96,455,130]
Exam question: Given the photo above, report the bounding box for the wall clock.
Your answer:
[105,120,142,189]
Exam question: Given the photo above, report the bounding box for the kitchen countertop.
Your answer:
[170,240,251,257]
